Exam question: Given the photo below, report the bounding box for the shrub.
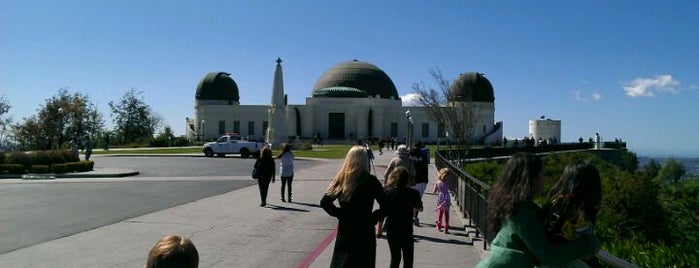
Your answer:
[29,165,50,173]
[51,163,68,174]
[0,164,26,174]
[4,152,30,170]
[294,142,314,151]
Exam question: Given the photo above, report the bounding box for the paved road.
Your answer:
[0,156,323,255]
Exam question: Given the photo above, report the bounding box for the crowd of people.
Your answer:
[142,143,602,267]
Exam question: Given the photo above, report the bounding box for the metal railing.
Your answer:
[435,148,638,268]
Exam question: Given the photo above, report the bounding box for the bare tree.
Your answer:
[0,94,13,148]
[411,68,477,146]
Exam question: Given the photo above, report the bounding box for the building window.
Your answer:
[233,121,240,134]
[263,121,269,137]
[248,121,255,136]
[390,122,398,138]
[438,123,446,138]
[422,123,429,138]
[218,121,225,135]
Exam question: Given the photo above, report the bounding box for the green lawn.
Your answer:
[93,144,440,159]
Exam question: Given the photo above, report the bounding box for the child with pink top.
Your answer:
[433,168,452,234]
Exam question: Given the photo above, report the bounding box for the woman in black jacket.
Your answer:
[254,146,275,207]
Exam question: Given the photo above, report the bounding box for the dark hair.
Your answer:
[542,160,602,226]
[277,143,291,158]
[486,152,543,233]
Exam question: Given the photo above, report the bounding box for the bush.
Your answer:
[0,164,25,174]
[51,163,68,174]
[294,142,314,151]
[4,151,30,170]
[29,165,50,173]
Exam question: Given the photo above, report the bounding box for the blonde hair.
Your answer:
[145,235,199,268]
[326,145,370,201]
[438,168,451,182]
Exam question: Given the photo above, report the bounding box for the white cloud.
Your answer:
[574,90,587,102]
[592,92,602,101]
[623,74,680,98]
[401,93,421,106]
[573,91,601,102]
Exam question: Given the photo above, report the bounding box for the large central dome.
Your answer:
[312,60,399,99]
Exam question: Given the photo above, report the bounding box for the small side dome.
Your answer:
[312,60,398,99]
[449,72,494,102]
[195,72,240,102]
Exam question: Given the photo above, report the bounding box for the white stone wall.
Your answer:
[529,119,561,144]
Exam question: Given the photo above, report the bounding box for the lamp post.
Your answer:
[200,119,206,141]
[56,107,64,149]
[405,110,413,146]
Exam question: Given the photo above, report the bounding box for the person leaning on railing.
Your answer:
[476,153,599,268]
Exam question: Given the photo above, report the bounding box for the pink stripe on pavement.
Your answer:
[297,228,338,268]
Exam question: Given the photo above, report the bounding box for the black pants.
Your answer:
[387,231,414,268]
[257,177,271,205]
[281,175,293,199]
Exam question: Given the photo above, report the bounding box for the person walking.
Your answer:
[384,166,423,268]
[321,145,387,268]
[377,145,415,238]
[476,153,599,268]
[277,143,294,202]
[410,142,429,226]
[434,168,452,234]
[254,146,275,207]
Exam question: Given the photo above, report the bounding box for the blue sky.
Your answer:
[2,1,698,157]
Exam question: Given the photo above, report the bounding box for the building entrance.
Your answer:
[328,113,345,139]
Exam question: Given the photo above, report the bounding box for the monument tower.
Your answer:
[265,57,288,148]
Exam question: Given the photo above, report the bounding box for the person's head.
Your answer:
[548,160,602,223]
[397,145,409,156]
[281,143,291,153]
[145,235,199,268]
[438,168,451,182]
[326,145,371,201]
[486,152,544,233]
[261,145,273,159]
[386,166,410,188]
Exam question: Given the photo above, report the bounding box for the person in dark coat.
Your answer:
[409,142,429,226]
[254,146,275,207]
[321,145,387,268]
[384,166,423,268]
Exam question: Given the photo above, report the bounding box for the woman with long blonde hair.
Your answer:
[321,145,387,268]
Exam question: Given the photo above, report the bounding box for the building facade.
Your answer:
[186,59,502,147]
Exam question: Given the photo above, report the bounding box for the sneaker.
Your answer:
[281,198,286,202]
[413,217,420,227]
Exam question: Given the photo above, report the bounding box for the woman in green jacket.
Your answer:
[477,153,599,268]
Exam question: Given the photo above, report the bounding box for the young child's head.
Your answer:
[548,160,602,222]
[387,166,410,188]
[145,235,199,268]
[437,168,451,182]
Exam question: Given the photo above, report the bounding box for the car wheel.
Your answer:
[204,148,214,157]
[240,148,250,158]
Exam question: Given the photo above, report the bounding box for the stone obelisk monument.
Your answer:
[265,57,288,149]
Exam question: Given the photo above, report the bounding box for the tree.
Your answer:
[0,94,13,148]
[656,158,686,185]
[12,89,104,150]
[643,158,662,181]
[109,89,160,144]
[412,68,477,146]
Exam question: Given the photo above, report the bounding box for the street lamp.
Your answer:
[405,110,413,146]
[200,119,206,141]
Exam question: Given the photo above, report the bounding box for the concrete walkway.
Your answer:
[0,147,484,267]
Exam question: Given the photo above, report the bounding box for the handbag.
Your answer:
[252,160,262,179]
